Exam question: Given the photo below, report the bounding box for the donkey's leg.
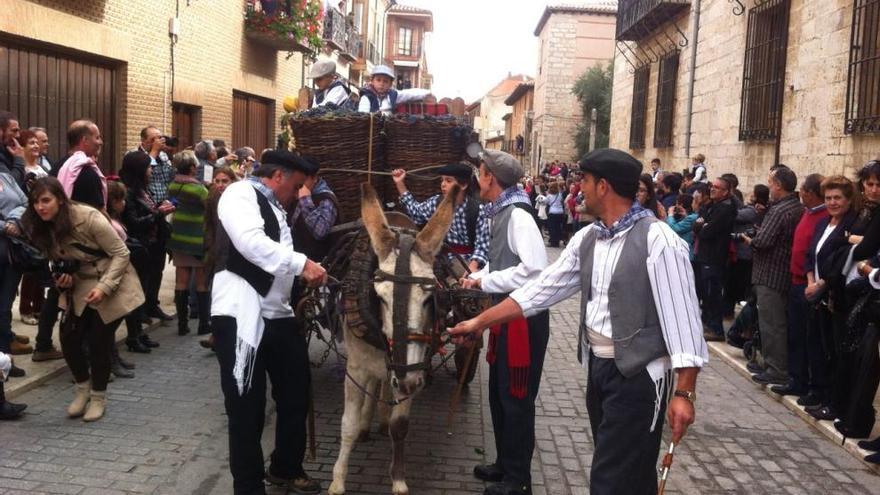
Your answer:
[376,379,392,436]
[329,373,368,495]
[389,399,414,495]
[356,378,378,442]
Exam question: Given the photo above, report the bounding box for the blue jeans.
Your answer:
[0,262,23,353]
[698,263,724,335]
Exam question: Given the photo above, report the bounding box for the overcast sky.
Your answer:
[401,0,548,102]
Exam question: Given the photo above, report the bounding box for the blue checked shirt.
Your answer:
[400,192,490,267]
[135,146,175,204]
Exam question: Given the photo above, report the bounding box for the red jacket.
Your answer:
[790,205,829,285]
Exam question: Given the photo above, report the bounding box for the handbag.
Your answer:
[6,235,48,273]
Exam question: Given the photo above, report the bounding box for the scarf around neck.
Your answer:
[486,186,531,218]
[594,201,653,240]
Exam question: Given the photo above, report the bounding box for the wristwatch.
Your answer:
[673,390,696,404]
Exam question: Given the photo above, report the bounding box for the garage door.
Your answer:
[232,91,275,152]
[0,39,117,172]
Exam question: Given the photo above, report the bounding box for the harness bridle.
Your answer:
[373,231,438,380]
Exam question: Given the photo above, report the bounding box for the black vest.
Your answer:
[215,186,280,296]
[289,191,339,262]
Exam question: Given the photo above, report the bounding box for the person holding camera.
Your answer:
[22,177,145,422]
[128,126,177,322]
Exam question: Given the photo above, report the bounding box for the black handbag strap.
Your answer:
[71,242,108,259]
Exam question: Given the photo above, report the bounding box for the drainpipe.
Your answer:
[683,0,702,158]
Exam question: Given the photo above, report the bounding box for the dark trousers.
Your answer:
[698,263,724,335]
[0,263,22,353]
[214,315,311,495]
[787,284,809,391]
[35,287,60,352]
[546,213,565,247]
[723,259,752,316]
[586,354,667,495]
[144,238,166,312]
[126,249,150,341]
[806,304,834,403]
[487,311,549,487]
[60,306,118,391]
[18,271,44,316]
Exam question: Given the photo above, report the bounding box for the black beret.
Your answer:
[435,163,474,181]
[261,150,318,175]
[578,148,643,198]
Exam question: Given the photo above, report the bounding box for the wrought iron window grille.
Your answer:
[654,51,680,148]
[630,65,651,150]
[738,0,791,142]
[845,0,880,134]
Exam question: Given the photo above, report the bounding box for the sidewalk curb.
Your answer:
[707,341,880,475]
[5,320,168,401]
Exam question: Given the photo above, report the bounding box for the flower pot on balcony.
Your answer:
[245,28,313,54]
[244,0,324,55]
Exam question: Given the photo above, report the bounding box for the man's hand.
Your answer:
[55,274,74,289]
[158,201,176,215]
[805,280,824,300]
[740,234,752,246]
[459,277,481,290]
[298,184,311,199]
[6,138,23,158]
[3,223,20,237]
[448,318,484,345]
[149,136,165,157]
[84,287,106,305]
[667,397,695,443]
[301,259,327,287]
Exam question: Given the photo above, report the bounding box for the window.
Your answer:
[654,51,679,148]
[739,0,791,141]
[846,0,880,134]
[629,65,650,150]
[397,27,413,56]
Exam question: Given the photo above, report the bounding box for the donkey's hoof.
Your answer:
[328,479,345,495]
[392,480,409,495]
[356,430,371,443]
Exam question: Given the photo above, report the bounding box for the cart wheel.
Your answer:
[454,345,480,385]
[743,341,754,361]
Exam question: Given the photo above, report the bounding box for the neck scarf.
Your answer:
[248,176,284,210]
[486,186,531,218]
[594,202,653,240]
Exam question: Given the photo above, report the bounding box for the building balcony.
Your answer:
[616,0,691,42]
[244,0,323,54]
[323,8,361,61]
[367,42,383,66]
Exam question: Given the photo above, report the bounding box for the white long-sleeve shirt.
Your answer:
[315,84,350,107]
[357,88,431,114]
[470,207,548,293]
[510,222,708,373]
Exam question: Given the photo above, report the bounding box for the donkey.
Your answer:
[328,183,457,495]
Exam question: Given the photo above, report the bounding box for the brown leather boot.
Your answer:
[10,340,33,355]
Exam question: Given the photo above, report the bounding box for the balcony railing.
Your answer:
[367,42,383,65]
[616,0,691,41]
[502,139,527,156]
[323,8,348,51]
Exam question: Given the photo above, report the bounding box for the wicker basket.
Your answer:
[290,113,384,223]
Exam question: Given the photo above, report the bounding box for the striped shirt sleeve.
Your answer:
[509,226,589,316]
[646,222,709,369]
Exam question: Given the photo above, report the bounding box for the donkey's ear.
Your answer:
[361,182,395,260]
[415,184,459,261]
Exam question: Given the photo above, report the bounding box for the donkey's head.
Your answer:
[361,182,457,398]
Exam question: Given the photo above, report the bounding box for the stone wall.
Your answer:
[4,0,305,154]
[609,0,880,189]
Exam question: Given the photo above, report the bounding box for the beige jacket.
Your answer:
[54,203,145,323]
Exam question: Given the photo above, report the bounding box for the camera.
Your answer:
[51,259,80,277]
[161,135,180,148]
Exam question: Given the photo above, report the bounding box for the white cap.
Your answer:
[371,65,395,80]
[308,60,336,79]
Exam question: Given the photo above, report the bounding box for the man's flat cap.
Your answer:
[307,60,336,79]
[435,163,474,181]
[481,150,524,185]
[578,148,642,197]
[261,150,318,175]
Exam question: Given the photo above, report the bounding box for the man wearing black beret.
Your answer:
[212,149,327,494]
[452,148,708,494]
[392,163,489,272]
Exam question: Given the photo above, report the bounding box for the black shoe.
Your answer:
[752,372,787,386]
[808,405,837,421]
[116,353,136,370]
[8,365,25,378]
[473,463,504,482]
[865,452,880,464]
[746,361,764,374]
[0,401,27,420]
[110,362,135,379]
[126,338,151,353]
[139,334,160,348]
[797,393,822,407]
[769,384,807,397]
[265,470,321,494]
[147,307,174,322]
[483,481,531,495]
[857,437,880,452]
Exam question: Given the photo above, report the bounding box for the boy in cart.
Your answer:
[358,65,431,115]
[307,59,352,108]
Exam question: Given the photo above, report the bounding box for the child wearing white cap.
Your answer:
[357,64,430,115]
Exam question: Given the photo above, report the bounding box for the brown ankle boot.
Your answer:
[67,381,90,418]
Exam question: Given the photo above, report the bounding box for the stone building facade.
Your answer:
[1,0,312,171]
[609,0,880,188]
[532,2,617,167]
[384,4,433,90]
[504,82,536,173]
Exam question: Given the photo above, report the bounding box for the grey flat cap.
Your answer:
[481,150,524,185]
[371,64,395,79]
[308,60,336,79]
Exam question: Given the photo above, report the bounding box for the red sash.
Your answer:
[487,317,530,399]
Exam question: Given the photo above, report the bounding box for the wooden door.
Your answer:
[0,39,117,172]
[172,103,199,151]
[232,91,275,152]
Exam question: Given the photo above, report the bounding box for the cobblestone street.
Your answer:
[1,251,880,494]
